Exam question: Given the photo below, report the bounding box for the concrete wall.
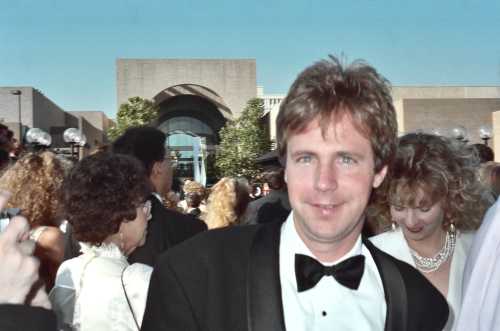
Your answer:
[392,86,500,100]
[117,59,257,118]
[0,87,35,139]
[402,98,500,144]
[33,89,66,132]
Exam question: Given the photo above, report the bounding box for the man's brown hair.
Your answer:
[276,55,397,172]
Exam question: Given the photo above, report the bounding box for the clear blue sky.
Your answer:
[1,0,499,118]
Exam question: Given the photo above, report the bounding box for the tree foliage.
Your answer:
[215,98,271,178]
[107,96,159,141]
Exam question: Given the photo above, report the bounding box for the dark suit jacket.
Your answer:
[128,196,207,267]
[141,221,449,331]
[243,190,291,225]
[0,305,56,331]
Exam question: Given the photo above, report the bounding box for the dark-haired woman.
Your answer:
[50,153,153,331]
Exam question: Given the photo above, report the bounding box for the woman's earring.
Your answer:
[119,232,125,251]
[449,222,456,234]
[391,221,397,231]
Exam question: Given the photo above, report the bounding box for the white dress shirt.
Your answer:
[280,213,387,331]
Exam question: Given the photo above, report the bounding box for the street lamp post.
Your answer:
[10,90,22,141]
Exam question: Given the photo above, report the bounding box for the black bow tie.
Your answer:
[295,254,365,292]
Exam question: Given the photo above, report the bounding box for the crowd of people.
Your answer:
[1,55,500,331]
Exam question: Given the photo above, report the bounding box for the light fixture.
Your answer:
[63,128,87,159]
[451,126,468,142]
[63,128,87,147]
[25,128,51,147]
[479,125,492,146]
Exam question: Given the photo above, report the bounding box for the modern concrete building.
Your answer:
[0,87,114,156]
[261,86,500,157]
[117,58,257,177]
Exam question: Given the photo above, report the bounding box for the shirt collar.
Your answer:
[281,211,363,266]
[151,192,163,203]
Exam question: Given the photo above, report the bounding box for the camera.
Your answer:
[0,208,21,232]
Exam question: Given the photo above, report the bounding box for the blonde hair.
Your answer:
[204,177,250,229]
[369,133,488,232]
[183,180,206,198]
[0,151,65,228]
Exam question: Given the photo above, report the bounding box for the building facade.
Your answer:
[117,58,257,178]
[261,86,500,157]
[0,87,113,156]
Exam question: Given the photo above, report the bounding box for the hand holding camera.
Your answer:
[0,190,51,309]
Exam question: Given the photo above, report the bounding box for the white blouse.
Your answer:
[49,243,152,331]
[370,228,474,331]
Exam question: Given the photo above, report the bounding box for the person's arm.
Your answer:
[141,258,200,331]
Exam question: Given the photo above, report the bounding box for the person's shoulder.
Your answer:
[370,245,449,328]
[173,224,259,252]
[457,230,476,253]
[157,225,260,269]
[124,263,153,284]
[369,229,403,251]
[152,200,207,230]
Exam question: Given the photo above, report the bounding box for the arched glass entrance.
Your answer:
[155,94,228,185]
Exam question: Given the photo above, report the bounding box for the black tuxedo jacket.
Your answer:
[141,221,449,331]
[243,190,291,225]
[128,196,207,267]
[0,305,56,331]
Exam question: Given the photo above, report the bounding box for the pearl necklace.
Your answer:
[410,230,456,273]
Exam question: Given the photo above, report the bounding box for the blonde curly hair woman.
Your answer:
[0,151,65,290]
[204,177,250,229]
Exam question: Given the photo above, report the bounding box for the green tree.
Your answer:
[215,98,271,178]
[107,96,159,141]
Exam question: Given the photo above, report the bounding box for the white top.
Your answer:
[455,199,500,331]
[370,228,474,331]
[280,213,387,331]
[49,243,152,331]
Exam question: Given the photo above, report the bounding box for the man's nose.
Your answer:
[314,163,338,192]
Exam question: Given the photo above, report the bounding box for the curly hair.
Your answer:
[204,177,250,229]
[62,152,151,245]
[0,151,65,228]
[277,55,397,173]
[183,180,206,198]
[369,133,488,232]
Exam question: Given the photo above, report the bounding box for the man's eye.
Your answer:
[339,155,356,165]
[297,155,312,163]
[419,207,431,213]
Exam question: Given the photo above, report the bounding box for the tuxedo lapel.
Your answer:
[364,239,408,331]
[247,221,286,331]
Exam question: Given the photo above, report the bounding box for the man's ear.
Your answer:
[151,161,162,177]
[373,165,388,188]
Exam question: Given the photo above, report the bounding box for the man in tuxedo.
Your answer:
[112,126,207,267]
[141,56,449,331]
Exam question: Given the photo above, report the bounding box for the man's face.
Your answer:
[152,154,173,196]
[285,115,387,257]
